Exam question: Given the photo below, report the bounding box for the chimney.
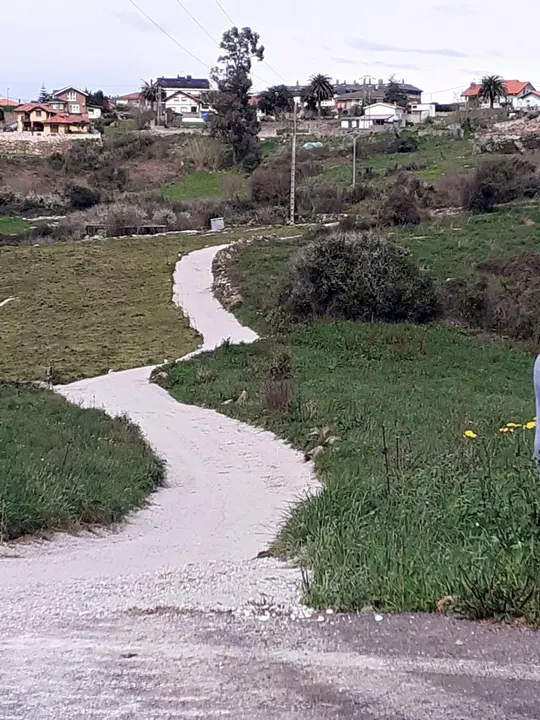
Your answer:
[336,79,339,85]
[378,78,384,89]
[187,75,192,80]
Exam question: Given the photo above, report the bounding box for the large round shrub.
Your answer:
[279,231,440,323]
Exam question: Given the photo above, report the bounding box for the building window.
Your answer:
[67,91,76,101]
[181,106,189,113]
[191,106,197,113]
[35,109,42,117]
[69,104,80,114]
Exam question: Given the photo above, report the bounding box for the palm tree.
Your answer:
[479,75,507,109]
[306,74,335,117]
[140,79,164,111]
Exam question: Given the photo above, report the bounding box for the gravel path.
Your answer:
[0,244,317,623]
[2,242,540,719]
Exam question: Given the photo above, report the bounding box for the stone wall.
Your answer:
[0,133,102,156]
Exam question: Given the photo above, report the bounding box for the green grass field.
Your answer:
[156,217,540,621]
[0,228,303,384]
[220,201,540,336]
[162,171,247,202]
[323,136,479,186]
[103,120,135,136]
[0,216,28,236]
[0,383,164,539]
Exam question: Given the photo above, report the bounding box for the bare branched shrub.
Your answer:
[184,137,224,172]
[261,352,294,413]
[248,167,290,205]
[279,231,440,324]
[462,156,540,214]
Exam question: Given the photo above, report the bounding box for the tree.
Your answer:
[384,77,408,107]
[208,27,264,172]
[38,82,51,103]
[140,79,165,111]
[257,85,294,118]
[305,74,334,117]
[479,75,507,109]
[87,90,108,109]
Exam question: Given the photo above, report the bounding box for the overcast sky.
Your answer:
[2,0,539,103]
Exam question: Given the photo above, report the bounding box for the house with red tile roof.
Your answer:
[515,90,540,111]
[14,103,90,134]
[116,92,142,108]
[462,80,536,108]
[0,98,19,109]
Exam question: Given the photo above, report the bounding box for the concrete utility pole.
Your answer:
[352,134,360,188]
[289,101,297,225]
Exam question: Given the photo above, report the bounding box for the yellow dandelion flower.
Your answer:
[506,422,521,429]
[499,427,510,434]
[525,421,537,431]
[463,430,477,439]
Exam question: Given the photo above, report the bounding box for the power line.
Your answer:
[126,0,209,69]
[213,0,235,26]
[172,0,218,45]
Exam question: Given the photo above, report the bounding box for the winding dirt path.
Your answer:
[2,243,540,719]
[0,244,316,613]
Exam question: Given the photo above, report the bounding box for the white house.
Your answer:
[515,91,540,110]
[341,102,405,130]
[157,76,211,120]
[407,102,436,123]
[87,106,102,120]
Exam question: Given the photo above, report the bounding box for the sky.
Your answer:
[2,0,539,104]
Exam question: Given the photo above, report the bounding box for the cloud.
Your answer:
[348,38,469,58]
[112,10,158,34]
[432,3,473,13]
[333,57,356,65]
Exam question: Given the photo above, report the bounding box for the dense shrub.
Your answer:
[248,167,290,205]
[297,182,345,217]
[279,231,440,324]
[68,185,101,210]
[462,156,539,213]
[443,252,540,342]
[378,186,423,226]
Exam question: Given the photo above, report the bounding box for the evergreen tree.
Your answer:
[208,27,264,172]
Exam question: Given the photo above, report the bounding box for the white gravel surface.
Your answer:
[0,243,317,630]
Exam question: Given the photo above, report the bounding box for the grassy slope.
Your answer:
[228,201,540,334]
[323,136,477,186]
[0,216,28,236]
[157,220,540,620]
[0,228,302,384]
[0,383,164,540]
[162,171,246,201]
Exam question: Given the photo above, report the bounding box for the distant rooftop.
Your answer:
[157,75,210,90]
[284,81,422,97]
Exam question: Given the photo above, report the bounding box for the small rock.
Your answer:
[236,390,248,405]
[374,614,384,622]
[222,399,233,405]
[455,640,464,646]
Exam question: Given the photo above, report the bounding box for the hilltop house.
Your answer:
[515,91,540,110]
[340,102,406,130]
[462,80,536,109]
[157,76,211,120]
[116,92,142,108]
[15,103,90,134]
[50,86,89,115]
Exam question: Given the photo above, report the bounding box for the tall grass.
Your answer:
[157,321,540,621]
[0,384,165,540]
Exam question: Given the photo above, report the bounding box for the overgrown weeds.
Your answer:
[158,320,539,622]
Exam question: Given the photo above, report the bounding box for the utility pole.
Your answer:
[352,134,360,188]
[289,101,297,225]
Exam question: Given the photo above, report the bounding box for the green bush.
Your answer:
[279,231,440,324]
